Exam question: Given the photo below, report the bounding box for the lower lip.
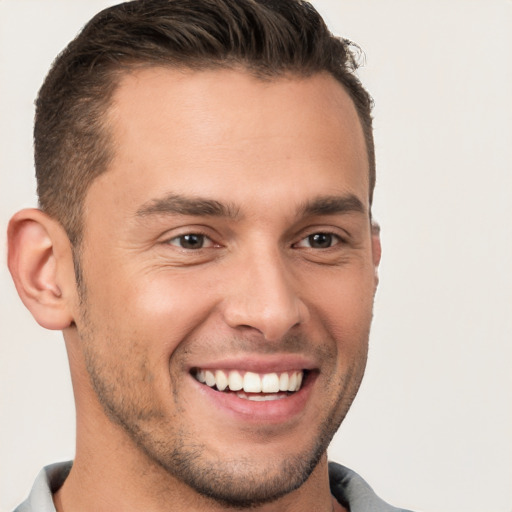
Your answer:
[192,372,316,424]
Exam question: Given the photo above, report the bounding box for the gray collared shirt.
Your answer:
[14,461,413,512]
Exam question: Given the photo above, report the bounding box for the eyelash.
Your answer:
[293,232,344,249]
[166,233,217,250]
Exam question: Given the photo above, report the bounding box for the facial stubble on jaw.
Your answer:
[76,289,370,509]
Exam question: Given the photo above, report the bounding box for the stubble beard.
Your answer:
[76,287,369,508]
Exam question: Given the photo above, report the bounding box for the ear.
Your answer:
[371,220,382,288]
[7,208,77,330]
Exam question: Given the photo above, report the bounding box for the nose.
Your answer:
[221,248,309,342]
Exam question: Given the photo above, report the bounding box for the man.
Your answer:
[7,0,410,511]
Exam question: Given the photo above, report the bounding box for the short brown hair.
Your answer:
[35,0,375,246]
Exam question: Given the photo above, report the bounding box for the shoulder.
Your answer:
[13,461,72,512]
[329,462,415,512]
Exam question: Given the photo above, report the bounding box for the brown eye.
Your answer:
[295,232,341,249]
[169,234,210,249]
[307,233,333,248]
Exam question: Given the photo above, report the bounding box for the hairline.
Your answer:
[70,61,374,243]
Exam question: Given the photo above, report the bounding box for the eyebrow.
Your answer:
[136,192,366,221]
[136,193,241,219]
[299,194,366,217]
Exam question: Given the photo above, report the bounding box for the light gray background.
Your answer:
[1,1,511,511]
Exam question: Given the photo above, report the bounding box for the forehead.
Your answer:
[88,67,369,219]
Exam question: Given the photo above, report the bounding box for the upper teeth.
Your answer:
[194,369,303,393]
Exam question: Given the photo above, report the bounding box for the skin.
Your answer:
[8,68,380,512]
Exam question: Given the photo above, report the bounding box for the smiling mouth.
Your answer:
[192,369,306,401]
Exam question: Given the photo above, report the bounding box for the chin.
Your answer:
[122,402,342,509]
[155,436,328,508]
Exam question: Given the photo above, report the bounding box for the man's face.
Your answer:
[73,68,379,506]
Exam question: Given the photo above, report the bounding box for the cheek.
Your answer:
[96,270,221,357]
[304,266,376,335]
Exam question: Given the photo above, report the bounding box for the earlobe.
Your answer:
[7,209,76,330]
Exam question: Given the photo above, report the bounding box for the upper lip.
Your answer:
[187,354,318,374]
